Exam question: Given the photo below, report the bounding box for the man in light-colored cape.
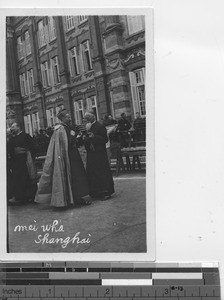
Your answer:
[35,109,90,207]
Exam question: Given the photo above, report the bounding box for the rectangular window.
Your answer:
[56,104,64,123]
[51,56,60,85]
[24,30,31,56]
[78,16,87,23]
[87,96,99,120]
[68,47,79,77]
[41,61,51,88]
[110,91,115,120]
[129,68,145,117]
[65,16,75,31]
[127,15,145,35]
[48,16,56,41]
[38,20,46,48]
[81,40,92,72]
[44,23,49,44]
[27,69,35,94]
[46,108,55,127]
[19,75,25,96]
[21,73,28,96]
[32,112,40,133]
[17,36,23,60]
[24,115,33,136]
[23,115,29,134]
[74,100,84,125]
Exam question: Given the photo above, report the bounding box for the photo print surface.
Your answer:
[3,8,154,261]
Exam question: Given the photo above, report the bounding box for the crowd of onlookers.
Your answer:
[9,112,146,157]
[102,112,146,148]
[32,127,53,155]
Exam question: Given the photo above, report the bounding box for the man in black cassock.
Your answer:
[9,123,37,203]
[83,111,115,200]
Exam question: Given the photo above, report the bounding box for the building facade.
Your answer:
[6,15,146,136]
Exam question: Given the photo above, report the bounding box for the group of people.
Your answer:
[7,110,145,208]
[7,110,114,208]
[32,127,54,155]
[102,112,146,148]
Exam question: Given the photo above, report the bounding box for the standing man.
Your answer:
[83,111,115,200]
[35,109,91,208]
[133,112,146,142]
[9,123,37,203]
[117,113,131,131]
[108,114,117,125]
[117,112,132,147]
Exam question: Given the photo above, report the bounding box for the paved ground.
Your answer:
[8,172,146,253]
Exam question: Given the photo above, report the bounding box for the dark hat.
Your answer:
[57,108,68,120]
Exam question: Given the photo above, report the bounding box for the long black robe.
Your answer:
[9,132,37,202]
[85,121,114,198]
[7,140,14,200]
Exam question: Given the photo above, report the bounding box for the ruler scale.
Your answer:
[0,262,221,299]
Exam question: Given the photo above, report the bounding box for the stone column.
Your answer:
[103,16,131,119]
[6,17,23,127]
[88,16,110,120]
[54,17,74,119]
[29,18,47,128]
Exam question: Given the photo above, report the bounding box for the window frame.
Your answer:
[38,20,46,48]
[24,30,31,56]
[24,114,33,136]
[41,61,51,88]
[27,69,35,94]
[68,46,80,77]
[74,100,84,125]
[81,40,92,72]
[78,15,88,24]
[65,16,75,31]
[48,16,56,42]
[17,36,24,60]
[129,67,146,117]
[55,104,64,123]
[51,56,61,85]
[22,73,28,96]
[32,112,40,133]
[46,107,55,127]
[127,15,145,35]
[19,74,25,96]
[87,96,99,120]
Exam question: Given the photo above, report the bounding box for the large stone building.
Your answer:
[6,15,146,136]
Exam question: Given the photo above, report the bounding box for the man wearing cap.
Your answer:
[83,111,114,200]
[35,109,90,207]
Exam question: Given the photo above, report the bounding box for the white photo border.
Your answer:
[0,7,155,261]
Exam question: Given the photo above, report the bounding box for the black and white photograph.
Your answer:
[2,8,154,260]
